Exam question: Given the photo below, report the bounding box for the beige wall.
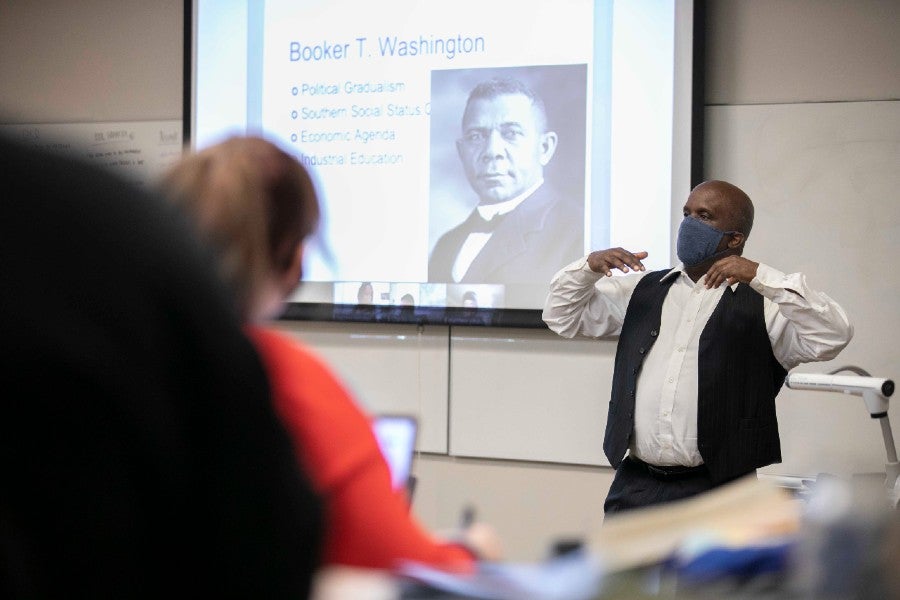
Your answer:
[705,0,900,104]
[2,0,898,561]
[0,0,182,123]
[412,456,611,560]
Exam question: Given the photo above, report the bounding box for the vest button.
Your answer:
[650,330,658,337]
[638,347,645,354]
[629,389,635,397]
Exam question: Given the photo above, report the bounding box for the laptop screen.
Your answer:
[372,414,418,492]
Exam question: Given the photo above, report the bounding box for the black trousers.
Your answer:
[604,456,724,515]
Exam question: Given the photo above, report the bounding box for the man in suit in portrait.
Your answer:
[428,77,583,285]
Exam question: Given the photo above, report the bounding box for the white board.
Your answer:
[273,321,451,453]
[0,120,183,187]
[449,326,614,466]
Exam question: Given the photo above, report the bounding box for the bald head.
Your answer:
[690,180,754,238]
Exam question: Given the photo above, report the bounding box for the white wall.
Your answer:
[2,0,898,562]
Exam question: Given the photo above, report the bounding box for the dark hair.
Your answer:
[357,281,373,299]
[463,77,549,132]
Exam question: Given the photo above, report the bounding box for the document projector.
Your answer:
[786,368,898,506]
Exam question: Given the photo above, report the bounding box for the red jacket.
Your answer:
[249,326,475,571]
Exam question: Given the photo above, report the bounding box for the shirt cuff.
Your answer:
[571,256,603,280]
[750,263,786,293]
[750,263,809,301]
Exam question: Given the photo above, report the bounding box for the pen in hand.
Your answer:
[455,504,503,562]
[459,504,476,530]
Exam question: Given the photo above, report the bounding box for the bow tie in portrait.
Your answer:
[468,211,507,233]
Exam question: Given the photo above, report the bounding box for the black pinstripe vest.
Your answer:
[603,270,788,483]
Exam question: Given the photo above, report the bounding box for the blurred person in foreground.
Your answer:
[0,133,323,598]
[162,135,501,571]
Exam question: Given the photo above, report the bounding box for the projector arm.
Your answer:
[785,369,898,496]
[785,372,894,416]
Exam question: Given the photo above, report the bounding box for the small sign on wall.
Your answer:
[0,119,183,188]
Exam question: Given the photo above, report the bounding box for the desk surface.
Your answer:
[311,566,399,600]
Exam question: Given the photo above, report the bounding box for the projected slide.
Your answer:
[192,0,685,320]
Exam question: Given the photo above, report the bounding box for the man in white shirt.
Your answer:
[542,180,853,514]
[428,77,583,285]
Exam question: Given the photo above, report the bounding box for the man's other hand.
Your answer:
[703,255,759,288]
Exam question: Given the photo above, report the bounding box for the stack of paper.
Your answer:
[589,475,801,573]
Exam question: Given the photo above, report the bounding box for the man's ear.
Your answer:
[539,131,558,166]
[728,231,746,250]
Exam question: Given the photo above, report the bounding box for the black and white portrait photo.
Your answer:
[428,65,588,285]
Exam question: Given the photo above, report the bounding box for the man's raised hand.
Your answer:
[587,248,648,277]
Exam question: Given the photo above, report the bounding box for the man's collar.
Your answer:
[659,265,683,282]
[476,178,544,221]
[660,263,739,291]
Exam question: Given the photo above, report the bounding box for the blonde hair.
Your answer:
[162,136,319,318]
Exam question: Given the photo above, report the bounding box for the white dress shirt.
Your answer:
[542,257,854,467]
